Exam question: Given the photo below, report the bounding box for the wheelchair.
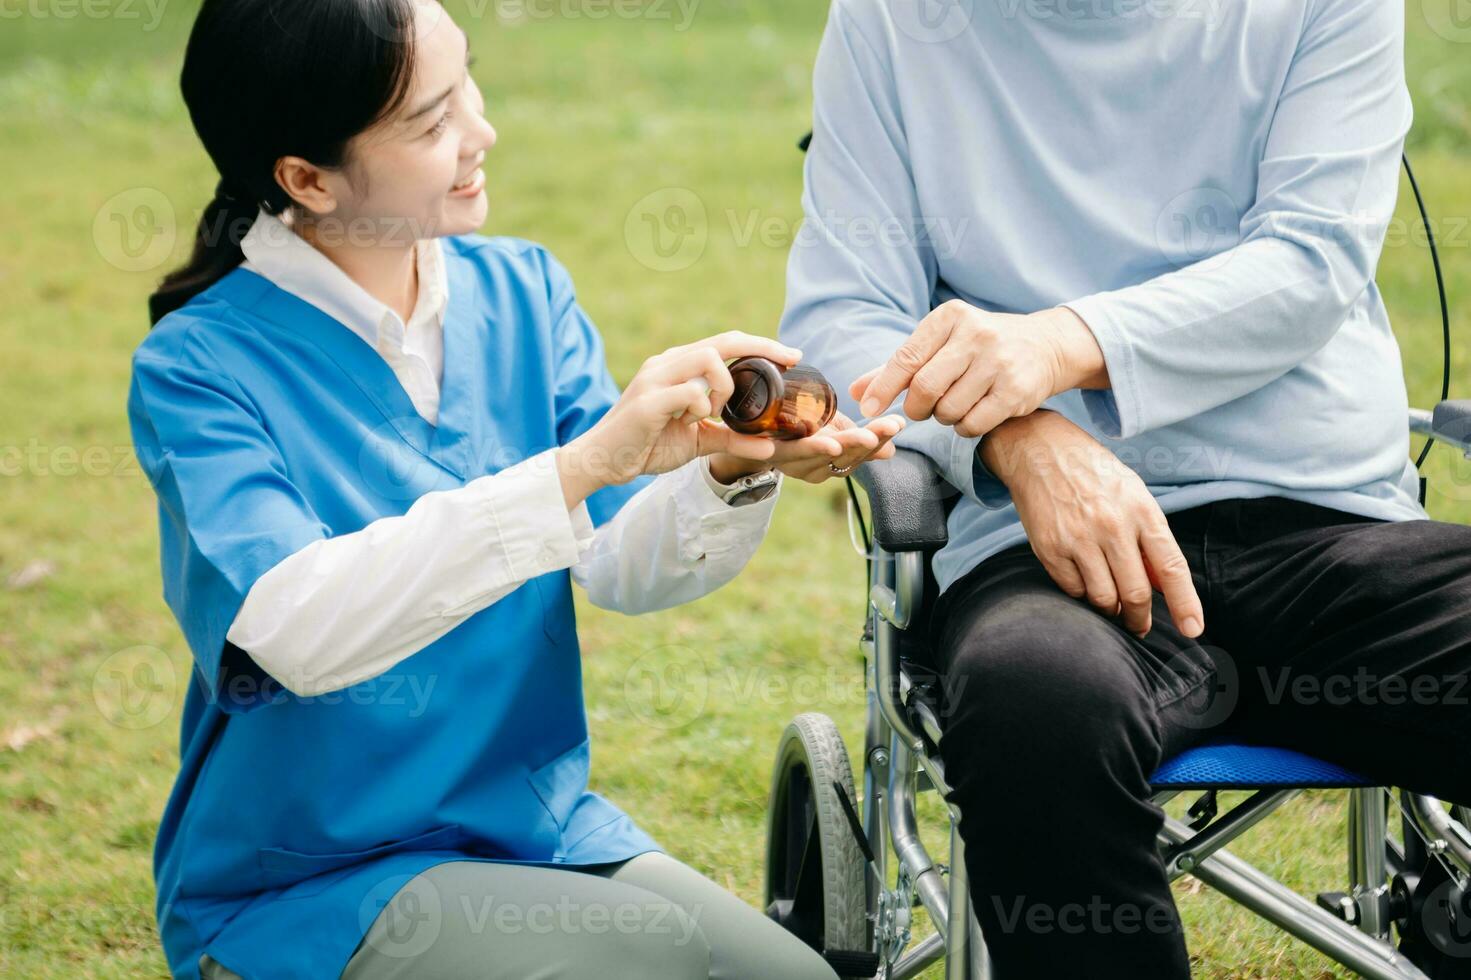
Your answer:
[762,401,1471,980]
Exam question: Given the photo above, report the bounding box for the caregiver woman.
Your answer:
[127,1,901,977]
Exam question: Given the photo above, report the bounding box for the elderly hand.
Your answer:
[851,301,1109,438]
[983,410,1204,639]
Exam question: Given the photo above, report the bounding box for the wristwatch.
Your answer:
[715,466,781,507]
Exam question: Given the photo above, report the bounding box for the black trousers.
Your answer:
[927,496,1471,979]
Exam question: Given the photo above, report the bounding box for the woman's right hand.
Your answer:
[556,331,816,503]
[982,410,1205,639]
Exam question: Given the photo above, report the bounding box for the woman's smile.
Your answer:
[449,166,484,198]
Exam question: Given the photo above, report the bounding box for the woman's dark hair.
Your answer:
[148,0,421,325]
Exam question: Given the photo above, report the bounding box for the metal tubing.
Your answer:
[888,735,950,936]
[946,822,971,980]
[1161,817,1429,979]
[1162,790,1298,880]
[871,548,927,753]
[1405,792,1471,877]
[1349,788,1391,939]
[889,931,946,980]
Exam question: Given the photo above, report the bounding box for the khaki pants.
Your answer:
[200,851,837,979]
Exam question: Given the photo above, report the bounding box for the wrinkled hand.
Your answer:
[983,411,1204,639]
[851,302,1107,438]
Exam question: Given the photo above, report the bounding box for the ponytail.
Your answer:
[148,181,273,326]
[147,0,420,327]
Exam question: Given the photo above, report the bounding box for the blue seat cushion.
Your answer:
[1149,741,1373,789]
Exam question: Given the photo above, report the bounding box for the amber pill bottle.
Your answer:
[721,356,837,440]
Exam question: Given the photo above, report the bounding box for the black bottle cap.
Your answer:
[728,365,772,421]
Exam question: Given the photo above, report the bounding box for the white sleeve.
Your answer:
[225,448,583,697]
[228,453,780,696]
[572,458,781,615]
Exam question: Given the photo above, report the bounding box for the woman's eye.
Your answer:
[428,110,451,138]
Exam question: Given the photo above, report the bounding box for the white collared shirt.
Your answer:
[242,210,447,425]
[226,212,780,696]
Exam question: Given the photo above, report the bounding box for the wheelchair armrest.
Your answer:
[1433,400,1471,445]
[853,448,956,552]
[1411,401,1471,456]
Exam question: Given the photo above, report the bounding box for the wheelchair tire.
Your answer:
[764,712,870,978]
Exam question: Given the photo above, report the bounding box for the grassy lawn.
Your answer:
[1,2,1468,977]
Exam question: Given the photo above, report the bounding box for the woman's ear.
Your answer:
[274,156,337,216]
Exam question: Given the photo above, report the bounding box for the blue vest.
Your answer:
[127,236,662,979]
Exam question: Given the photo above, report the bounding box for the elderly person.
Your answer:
[780,1,1471,976]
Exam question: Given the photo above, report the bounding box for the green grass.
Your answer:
[1,2,1469,977]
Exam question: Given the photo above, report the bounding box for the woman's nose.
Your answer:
[468,114,497,155]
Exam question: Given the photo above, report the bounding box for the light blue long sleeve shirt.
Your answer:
[779,0,1427,595]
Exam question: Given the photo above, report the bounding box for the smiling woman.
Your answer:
[127,1,901,978]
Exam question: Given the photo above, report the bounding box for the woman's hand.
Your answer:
[983,411,1204,639]
[708,412,907,485]
[851,302,1109,438]
[556,331,803,504]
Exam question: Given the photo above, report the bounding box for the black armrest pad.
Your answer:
[1432,400,1471,441]
[853,448,958,552]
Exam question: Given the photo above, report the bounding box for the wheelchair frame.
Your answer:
[841,406,1471,979]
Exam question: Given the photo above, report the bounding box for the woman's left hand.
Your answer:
[708,412,906,486]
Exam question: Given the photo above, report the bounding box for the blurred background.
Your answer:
[1,2,1468,976]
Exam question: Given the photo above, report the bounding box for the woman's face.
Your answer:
[325,2,496,244]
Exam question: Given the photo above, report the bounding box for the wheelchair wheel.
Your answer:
[764,712,870,978]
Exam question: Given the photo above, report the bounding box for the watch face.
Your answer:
[734,480,779,505]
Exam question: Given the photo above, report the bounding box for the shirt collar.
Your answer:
[239,209,448,354]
